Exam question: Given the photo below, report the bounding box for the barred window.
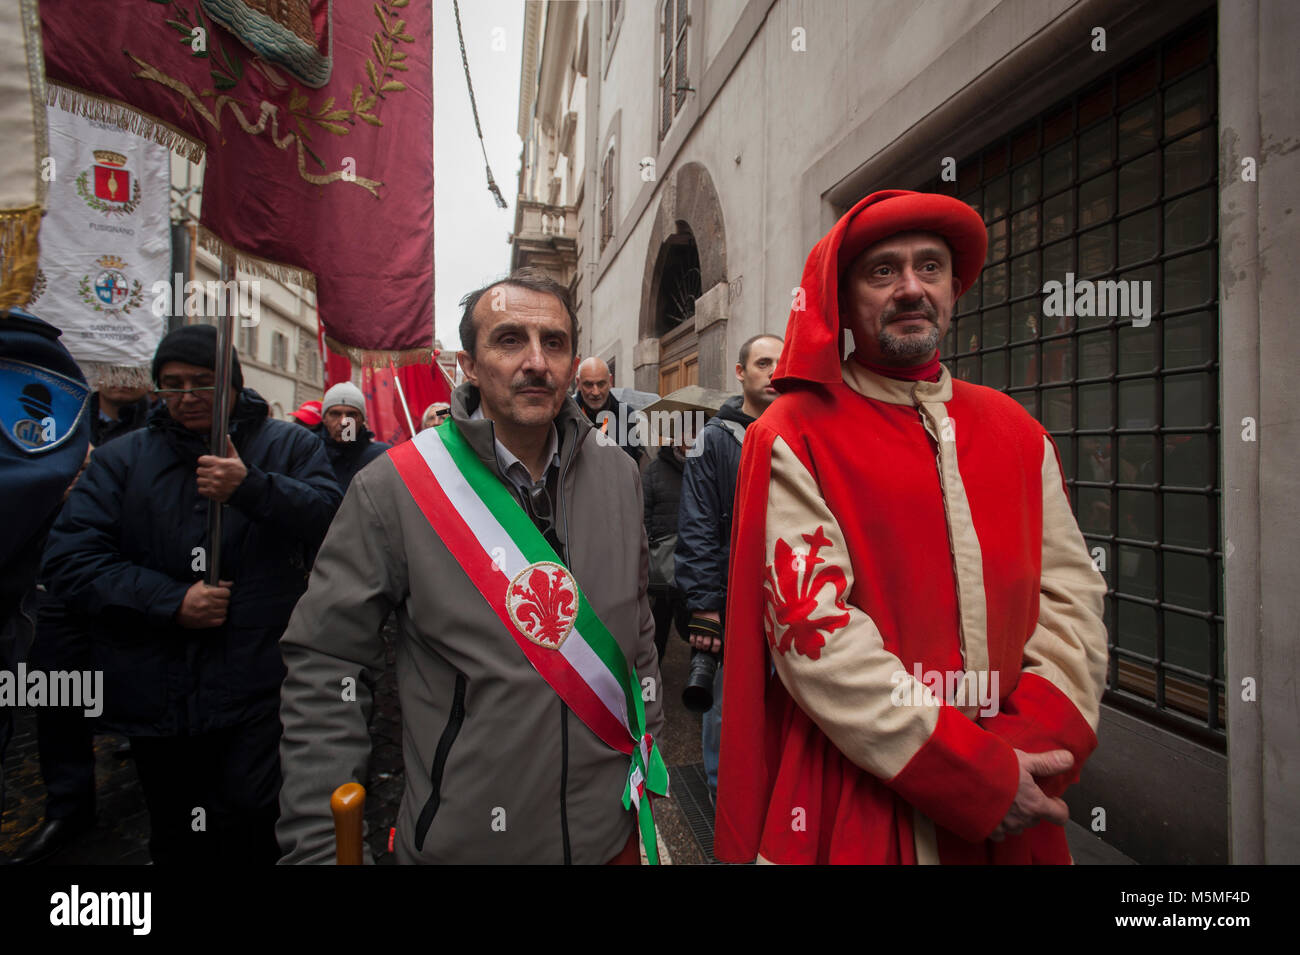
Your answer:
[659,0,689,140]
[924,16,1223,741]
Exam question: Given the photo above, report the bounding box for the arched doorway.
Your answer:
[653,222,702,393]
[635,162,728,393]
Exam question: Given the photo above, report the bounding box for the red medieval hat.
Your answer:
[291,399,323,426]
[774,189,988,387]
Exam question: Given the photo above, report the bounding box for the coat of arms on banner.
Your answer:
[78,255,144,315]
[0,357,90,455]
[507,561,579,650]
[75,150,142,216]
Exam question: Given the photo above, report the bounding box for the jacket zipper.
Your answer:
[412,672,467,851]
[557,418,578,864]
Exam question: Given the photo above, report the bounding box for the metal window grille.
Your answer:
[920,15,1223,744]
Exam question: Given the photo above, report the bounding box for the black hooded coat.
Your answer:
[41,388,341,735]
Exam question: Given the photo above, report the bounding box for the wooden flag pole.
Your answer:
[205,255,236,585]
[331,782,366,865]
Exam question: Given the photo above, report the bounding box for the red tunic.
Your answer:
[714,364,1108,865]
[716,190,1107,865]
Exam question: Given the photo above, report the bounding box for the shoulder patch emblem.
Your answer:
[0,358,90,455]
[763,526,850,660]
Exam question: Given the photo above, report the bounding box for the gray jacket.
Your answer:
[276,384,663,864]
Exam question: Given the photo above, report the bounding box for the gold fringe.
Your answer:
[0,205,43,311]
[46,82,206,164]
[196,233,430,367]
[81,361,154,391]
[324,333,434,369]
[197,226,317,292]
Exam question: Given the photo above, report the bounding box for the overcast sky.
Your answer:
[434,0,525,351]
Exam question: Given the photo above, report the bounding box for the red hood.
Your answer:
[773,190,988,389]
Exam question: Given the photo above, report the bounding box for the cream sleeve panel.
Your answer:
[1029,436,1110,730]
[763,435,942,780]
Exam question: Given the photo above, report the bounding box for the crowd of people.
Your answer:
[2,189,1109,866]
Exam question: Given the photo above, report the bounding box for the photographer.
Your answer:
[674,334,782,804]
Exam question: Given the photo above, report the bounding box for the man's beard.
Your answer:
[877,324,940,360]
[877,301,942,361]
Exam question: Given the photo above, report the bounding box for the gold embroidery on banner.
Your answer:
[127,55,383,197]
[123,0,418,196]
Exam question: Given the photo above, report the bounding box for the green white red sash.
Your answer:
[389,419,670,863]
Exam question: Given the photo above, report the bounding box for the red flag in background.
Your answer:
[41,0,433,363]
[361,361,451,445]
[317,320,352,390]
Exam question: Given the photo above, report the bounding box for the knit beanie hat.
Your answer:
[151,324,243,390]
[322,381,366,415]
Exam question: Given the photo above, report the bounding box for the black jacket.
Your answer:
[41,388,341,735]
[579,392,644,464]
[90,392,151,446]
[0,311,91,626]
[314,424,391,492]
[643,444,685,542]
[674,396,754,613]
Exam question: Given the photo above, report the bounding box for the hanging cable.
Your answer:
[453,0,508,209]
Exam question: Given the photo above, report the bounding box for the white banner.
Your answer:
[29,105,170,377]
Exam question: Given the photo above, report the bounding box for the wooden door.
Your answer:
[658,351,698,394]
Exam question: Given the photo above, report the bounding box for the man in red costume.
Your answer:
[715,190,1109,864]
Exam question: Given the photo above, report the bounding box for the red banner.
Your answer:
[362,361,451,446]
[41,0,433,360]
[317,320,352,389]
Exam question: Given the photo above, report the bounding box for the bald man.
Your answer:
[575,357,643,464]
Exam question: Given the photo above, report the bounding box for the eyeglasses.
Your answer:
[156,385,216,400]
[518,480,557,546]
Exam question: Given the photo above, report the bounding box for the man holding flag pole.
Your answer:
[276,268,667,865]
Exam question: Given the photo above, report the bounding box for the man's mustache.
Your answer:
[512,377,555,392]
[884,301,938,323]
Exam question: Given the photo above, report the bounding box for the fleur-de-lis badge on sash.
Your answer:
[506,561,579,650]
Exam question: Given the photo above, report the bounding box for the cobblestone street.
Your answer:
[1,617,716,865]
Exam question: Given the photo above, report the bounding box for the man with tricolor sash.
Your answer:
[277,269,667,865]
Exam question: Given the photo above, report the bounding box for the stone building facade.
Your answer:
[517,0,1300,864]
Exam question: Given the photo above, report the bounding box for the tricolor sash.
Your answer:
[389,420,670,863]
